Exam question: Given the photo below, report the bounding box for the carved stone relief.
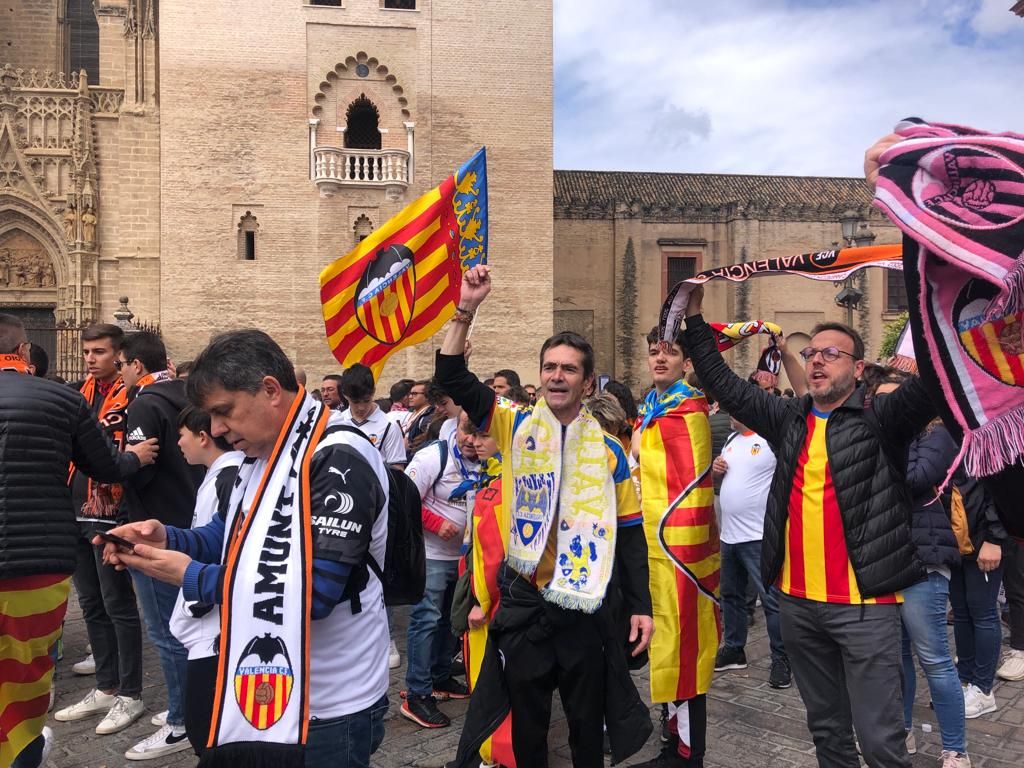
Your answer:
[0,231,57,288]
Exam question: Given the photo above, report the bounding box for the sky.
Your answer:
[553,0,1024,177]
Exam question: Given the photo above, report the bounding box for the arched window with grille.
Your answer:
[237,211,259,260]
[344,95,381,150]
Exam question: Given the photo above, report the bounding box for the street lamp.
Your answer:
[835,213,875,326]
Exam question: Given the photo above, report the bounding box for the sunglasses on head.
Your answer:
[799,346,859,363]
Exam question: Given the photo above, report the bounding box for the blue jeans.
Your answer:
[305,694,388,768]
[405,558,459,696]
[720,540,787,662]
[131,570,189,726]
[949,558,1003,694]
[899,572,966,753]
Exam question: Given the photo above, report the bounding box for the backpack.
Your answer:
[324,424,426,609]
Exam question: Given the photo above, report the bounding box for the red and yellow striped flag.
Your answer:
[1,575,71,765]
[319,149,488,378]
[638,396,721,704]
[465,479,516,768]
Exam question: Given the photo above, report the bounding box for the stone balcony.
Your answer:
[312,146,410,198]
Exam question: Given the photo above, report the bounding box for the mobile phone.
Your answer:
[95,530,136,553]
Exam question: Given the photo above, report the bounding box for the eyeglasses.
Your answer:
[114,360,124,370]
[799,346,859,363]
[409,390,427,396]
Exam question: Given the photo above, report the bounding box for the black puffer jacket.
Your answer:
[0,371,141,579]
[906,425,961,569]
[684,315,931,597]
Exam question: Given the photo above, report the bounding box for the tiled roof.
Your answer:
[553,170,873,209]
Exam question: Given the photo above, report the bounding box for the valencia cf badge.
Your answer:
[355,244,417,345]
[234,634,294,730]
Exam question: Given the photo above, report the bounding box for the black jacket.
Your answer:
[684,314,931,597]
[954,469,1008,558]
[1,371,141,579]
[122,379,204,528]
[906,426,961,569]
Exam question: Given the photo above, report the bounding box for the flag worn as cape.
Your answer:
[874,118,1024,482]
[660,244,901,342]
[320,148,488,378]
[636,383,721,704]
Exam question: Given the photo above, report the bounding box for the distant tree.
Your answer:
[617,237,639,390]
[879,310,909,360]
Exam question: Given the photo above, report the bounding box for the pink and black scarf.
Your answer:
[874,118,1024,485]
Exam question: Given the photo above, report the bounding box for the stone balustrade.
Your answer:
[312,146,410,196]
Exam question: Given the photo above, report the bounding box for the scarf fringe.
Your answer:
[506,555,538,579]
[198,742,305,768]
[540,586,603,614]
[987,256,1024,320]
[961,405,1024,478]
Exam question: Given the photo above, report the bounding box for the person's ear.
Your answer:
[263,375,285,406]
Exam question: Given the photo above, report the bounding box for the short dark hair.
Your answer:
[29,344,49,377]
[493,369,521,388]
[322,374,344,387]
[187,329,298,407]
[427,378,452,405]
[340,363,375,400]
[121,331,166,374]
[0,313,27,354]
[861,363,909,396]
[602,379,638,424]
[505,384,532,406]
[540,331,595,380]
[176,404,233,452]
[389,379,413,402]
[82,323,124,350]
[646,326,687,355]
[809,322,865,360]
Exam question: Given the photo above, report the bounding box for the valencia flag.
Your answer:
[320,148,488,378]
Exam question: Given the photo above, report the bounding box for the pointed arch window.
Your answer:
[345,95,381,150]
[237,211,259,261]
[353,215,374,244]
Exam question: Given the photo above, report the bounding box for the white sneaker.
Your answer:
[125,724,191,761]
[54,688,116,722]
[941,750,972,768]
[996,648,1024,681]
[963,683,997,719]
[40,726,54,765]
[150,709,168,727]
[95,695,145,734]
[72,653,96,675]
[85,642,92,654]
[389,639,401,670]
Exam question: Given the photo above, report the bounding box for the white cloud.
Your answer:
[554,0,1024,176]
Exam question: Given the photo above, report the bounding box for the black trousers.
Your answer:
[779,593,910,768]
[494,599,605,768]
[72,524,143,697]
[1002,540,1024,651]
[185,656,218,755]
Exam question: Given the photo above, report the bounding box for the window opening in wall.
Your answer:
[237,211,259,261]
[383,0,416,9]
[886,268,909,313]
[354,215,374,245]
[310,0,342,5]
[345,95,381,150]
[66,0,100,83]
[665,254,697,298]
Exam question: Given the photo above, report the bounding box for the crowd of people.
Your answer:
[1,138,1023,768]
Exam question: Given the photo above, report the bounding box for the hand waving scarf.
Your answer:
[201,390,329,768]
[637,381,721,704]
[874,118,1024,481]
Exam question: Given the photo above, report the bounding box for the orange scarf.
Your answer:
[0,353,31,373]
[70,375,128,520]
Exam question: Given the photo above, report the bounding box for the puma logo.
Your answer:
[328,466,352,483]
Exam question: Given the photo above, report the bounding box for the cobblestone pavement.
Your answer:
[47,595,1023,767]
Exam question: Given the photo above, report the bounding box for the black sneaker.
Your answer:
[630,741,702,767]
[449,649,466,678]
[769,657,792,689]
[660,703,671,742]
[400,696,450,728]
[433,676,470,700]
[714,646,747,671]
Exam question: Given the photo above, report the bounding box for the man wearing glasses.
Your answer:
[681,286,937,768]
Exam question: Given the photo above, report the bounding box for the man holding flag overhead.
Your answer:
[320,148,488,378]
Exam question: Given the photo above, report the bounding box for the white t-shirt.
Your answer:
[405,419,478,560]
[338,405,407,465]
[385,408,408,432]
[718,430,776,544]
[169,450,245,660]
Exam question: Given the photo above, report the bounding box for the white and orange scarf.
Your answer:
[201,389,328,768]
[71,374,128,520]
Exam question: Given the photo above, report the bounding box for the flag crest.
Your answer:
[320,148,488,377]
